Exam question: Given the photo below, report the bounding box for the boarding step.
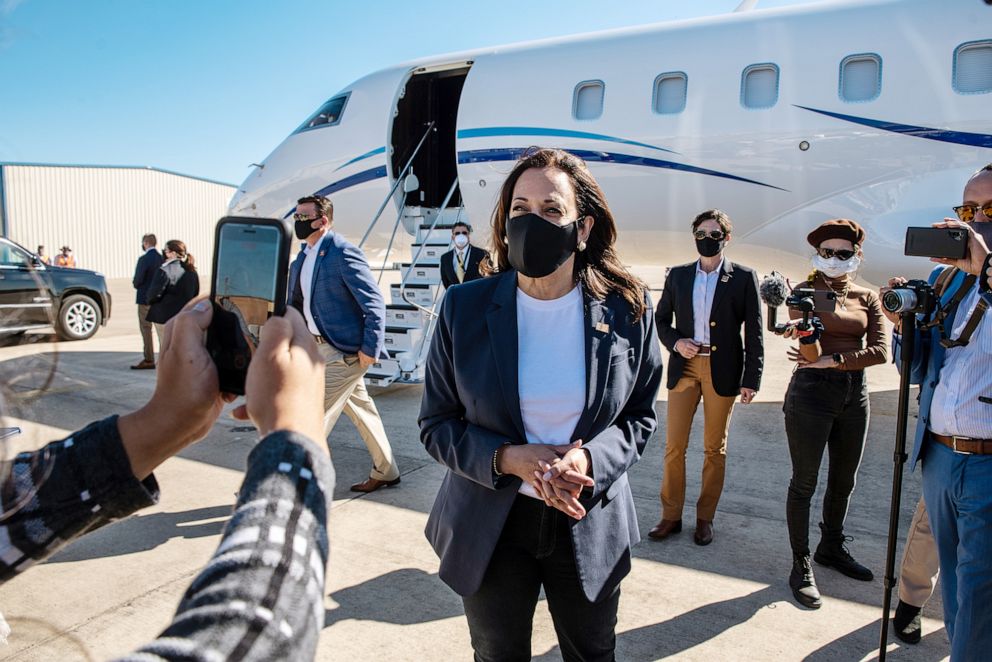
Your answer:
[385,303,428,329]
[390,283,440,307]
[399,262,441,286]
[416,223,457,244]
[384,325,424,352]
[409,243,448,265]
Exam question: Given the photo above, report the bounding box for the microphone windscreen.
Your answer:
[759,271,788,307]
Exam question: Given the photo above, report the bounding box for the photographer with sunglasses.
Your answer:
[650,209,763,546]
[781,219,888,609]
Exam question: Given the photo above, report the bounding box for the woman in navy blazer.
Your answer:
[419,148,662,661]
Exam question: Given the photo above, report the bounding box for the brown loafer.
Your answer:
[130,360,156,370]
[694,519,714,546]
[647,519,682,540]
[350,476,401,493]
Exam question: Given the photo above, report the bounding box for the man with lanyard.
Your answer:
[440,221,486,289]
[881,163,992,658]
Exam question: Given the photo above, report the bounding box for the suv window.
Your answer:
[0,241,30,268]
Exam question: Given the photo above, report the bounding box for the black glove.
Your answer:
[799,317,824,345]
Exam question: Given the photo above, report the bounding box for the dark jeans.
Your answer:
[462,495,620,662]
[784,368,869,556]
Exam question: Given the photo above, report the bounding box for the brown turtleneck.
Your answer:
[788,272,888,371]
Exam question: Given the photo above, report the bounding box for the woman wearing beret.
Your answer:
[418,148,662,661]
[781,219,888,609]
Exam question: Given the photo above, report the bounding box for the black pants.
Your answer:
[462,495,620,662]
[784,369,869,556]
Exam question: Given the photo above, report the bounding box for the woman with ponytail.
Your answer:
[146,239,200,341]
[780,219,887,610]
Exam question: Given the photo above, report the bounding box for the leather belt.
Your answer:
[695,344,711,357]
[931,432,992,455]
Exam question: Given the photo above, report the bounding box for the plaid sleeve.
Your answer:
[119,431,334,662]
[0,415,159,582]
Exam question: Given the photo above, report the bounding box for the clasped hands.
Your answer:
[499,442,594,520]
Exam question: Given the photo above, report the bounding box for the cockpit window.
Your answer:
[294,93,350,134]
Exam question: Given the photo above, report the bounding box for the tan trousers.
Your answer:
[319,343,399,481]
[153,323,166,351]
[661,355,737,521]
[898,495,940,607]
[137,304,155,362]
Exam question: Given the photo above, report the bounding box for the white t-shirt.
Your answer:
[516,284,586,499]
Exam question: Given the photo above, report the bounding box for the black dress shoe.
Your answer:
[813,537,874,581]
[694,519,713,546]
[790,554,822,609]
[893,600,922,644]
[350,476,401,493]
[647,519,682,540]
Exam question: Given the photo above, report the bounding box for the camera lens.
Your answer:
[882,289,917,314]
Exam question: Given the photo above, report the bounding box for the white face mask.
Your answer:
[812,253,861,278]
[453,234,469,248]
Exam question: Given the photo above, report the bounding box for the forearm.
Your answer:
[121,431,333,662]
[0,417,159,583]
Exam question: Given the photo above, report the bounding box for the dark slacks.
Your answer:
[783,368,869,555]
[462,495,620,662]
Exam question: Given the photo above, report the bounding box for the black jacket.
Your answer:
[146,261,199,324]
[655,259,763,396]
[440,245,486,289]
[133,249,164,305]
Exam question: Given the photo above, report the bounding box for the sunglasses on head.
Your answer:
[693,229,726,241]
[953,203,992,223]
[817,247,856,260]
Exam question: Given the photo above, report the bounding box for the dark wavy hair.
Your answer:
[480,147,647,318]
[166,240,196,272]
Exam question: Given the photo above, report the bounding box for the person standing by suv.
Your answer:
[131,234,164,370]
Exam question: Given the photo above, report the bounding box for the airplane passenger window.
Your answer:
[954,41,992,94]
[840,54,881,102]
[573,81,605,120]
[653,72,687,114]
[294,93,350,134]
[741,63,779,109]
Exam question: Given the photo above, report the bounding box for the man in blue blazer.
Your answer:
[884,164,992,659]
[288,195,400,493]
[131,233,163,370]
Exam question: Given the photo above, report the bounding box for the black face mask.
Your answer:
[973,221,992,247]
[295,219,317,240]
[506,213,578,278]
[695,237,725,258]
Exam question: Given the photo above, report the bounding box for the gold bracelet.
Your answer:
[493,443,510,477]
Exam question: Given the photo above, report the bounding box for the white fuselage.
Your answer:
[230,0,992,285]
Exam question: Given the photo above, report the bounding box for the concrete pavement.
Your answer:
[0,278,947,660]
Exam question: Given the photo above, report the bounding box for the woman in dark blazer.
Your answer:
[147,240,199,341]
[419,148,662,661]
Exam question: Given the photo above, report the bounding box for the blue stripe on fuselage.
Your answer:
[458,127,677,154]
[795,106,992,149]
[334,146,387,172]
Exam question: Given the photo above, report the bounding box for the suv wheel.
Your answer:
[56,295,101,341]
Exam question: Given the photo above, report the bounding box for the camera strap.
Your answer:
[942,291,989,348]
[919,270,972,333]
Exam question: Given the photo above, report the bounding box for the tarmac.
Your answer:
[0,276,948,661]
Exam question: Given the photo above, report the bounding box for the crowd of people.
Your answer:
[2,151,991,660]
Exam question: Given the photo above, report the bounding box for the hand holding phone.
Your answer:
[206,217,292,395]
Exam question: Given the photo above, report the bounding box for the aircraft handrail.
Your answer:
[359,121,435,249]
[399,177,460,319]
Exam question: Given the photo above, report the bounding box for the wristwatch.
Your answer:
[832,353,844,366]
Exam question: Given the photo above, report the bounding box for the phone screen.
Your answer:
[207,219,290,394]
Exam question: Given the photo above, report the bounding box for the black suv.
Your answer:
[0,237,112,341]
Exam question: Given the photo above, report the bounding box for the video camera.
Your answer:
[881,279,936,316]
[758,272,837,333]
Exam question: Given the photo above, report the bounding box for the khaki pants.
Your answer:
[661,355,736,521]
[319,343,399,481]
[153,323,166,350]
[138,304,155,362]
[898,495,940,608]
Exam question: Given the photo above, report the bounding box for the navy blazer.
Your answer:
[418,271,663,601]
[133,248,164,305]
[287,232,387,359]
[440,245,486,289]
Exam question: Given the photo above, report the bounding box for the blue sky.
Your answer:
[0,0,820,186]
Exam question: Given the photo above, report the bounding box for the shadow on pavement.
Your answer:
[324,568,462,627]
[803,618,948,661]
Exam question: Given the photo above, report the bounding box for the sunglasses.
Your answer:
[693,230,726,241]
[953,203,992,223]
[293,212,321,222]
[817,247,856,260]
[453,231,469,236]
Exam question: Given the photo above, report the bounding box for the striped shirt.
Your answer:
[0,416,334,661]
[929,284,992,438]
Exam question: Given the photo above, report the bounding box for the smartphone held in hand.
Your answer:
[206,217,292,394]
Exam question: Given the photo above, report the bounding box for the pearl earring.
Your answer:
[577,240,587,252]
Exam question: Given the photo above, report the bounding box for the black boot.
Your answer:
[893,599,922,645]
[813,523,874,581]
[789,553,822,609]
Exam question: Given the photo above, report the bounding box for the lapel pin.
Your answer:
[595,322,610,334]
[720,274,730,283]
[319,250,326,257]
